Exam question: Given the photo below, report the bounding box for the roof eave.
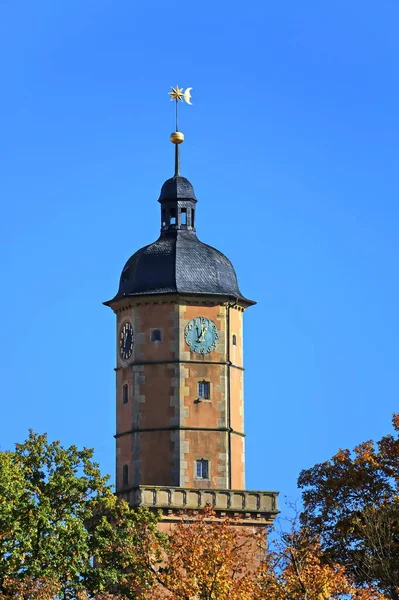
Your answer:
[103,290,256,310]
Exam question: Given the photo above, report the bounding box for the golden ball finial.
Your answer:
[170,131,184,144]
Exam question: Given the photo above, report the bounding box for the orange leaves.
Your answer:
[145,506,387,600]
[353,441,380,468]
[0,576,60,600]
[152,506,263,600]
[255,530,387,600]
[298,413,399,598]
[334,449,350,463]
[282,543,349,600]
[0,505,389,600]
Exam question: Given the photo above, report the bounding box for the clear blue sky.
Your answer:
[1,1,398,512]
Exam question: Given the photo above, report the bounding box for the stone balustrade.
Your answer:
[126,486,279,524]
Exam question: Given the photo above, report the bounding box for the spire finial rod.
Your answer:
[174,144,180,176]
[168,85,193,177]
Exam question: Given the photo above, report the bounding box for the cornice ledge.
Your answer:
[119,485,279,524]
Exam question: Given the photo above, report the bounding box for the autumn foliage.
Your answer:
[0,423,397,599]
[151,507,263,600]
[151,509,386,600]
[298,413,399,599]
[255,527,386,600]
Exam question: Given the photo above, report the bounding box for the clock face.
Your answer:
[119,321,134,360]
[184,317,219,354]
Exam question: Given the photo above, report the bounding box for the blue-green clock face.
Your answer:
[184,317,219,354]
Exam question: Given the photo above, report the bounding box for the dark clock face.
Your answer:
[119,321,134,360]
[184,317,219,354]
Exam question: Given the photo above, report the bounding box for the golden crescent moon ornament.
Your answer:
[183,87,193,105]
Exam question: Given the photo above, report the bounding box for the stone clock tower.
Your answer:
[104,98,278,528]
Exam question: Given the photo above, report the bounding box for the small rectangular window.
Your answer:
[122,464,129,487]
[196,459,209,480]
[170,208,176,225]
[181,208,187,225]
[192,208,195,227]
[198,380,210,400]
[150,329,163,343]
[232,334,237,346]
[122,383,128,404]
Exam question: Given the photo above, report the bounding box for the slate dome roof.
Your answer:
[158,175,197,202]
[106,175,254,306]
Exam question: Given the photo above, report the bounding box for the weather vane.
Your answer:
[168,85,192,177]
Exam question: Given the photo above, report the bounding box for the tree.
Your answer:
[255,525,386,600]
[149,504,386,600]
[152,506,263,600]
[148,505,385,600]
[0,431,164,599]
[1,429,393,600]
[298,414,399,599]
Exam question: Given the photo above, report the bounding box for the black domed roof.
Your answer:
[106,175,255,306]
[113,230,252,302]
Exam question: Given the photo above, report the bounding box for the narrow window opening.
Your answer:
[170,208,176,225]
[181,208,187,225]
[196,459,209,480]
[122,383,128,404]
[122,464,129,487]
[192,208,195,227]
[232,334,237,346]
[198,380,210,400]
[162,209,166,227]
[151,329,163,343]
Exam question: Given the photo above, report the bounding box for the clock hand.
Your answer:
[198,325,208,342]
[196,322,202,341]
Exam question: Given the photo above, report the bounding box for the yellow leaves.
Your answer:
[298,412,399,597]
[0,576,60,600]
[353,441,379,467]
[351,588,391,600]
[255,533,386,600]
[334,448,350,463]
[153,506,263,600]
[147,507,386,600]
[4,507,384,600]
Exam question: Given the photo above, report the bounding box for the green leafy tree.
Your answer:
[298,414,399,599]
[0,431,164,599]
